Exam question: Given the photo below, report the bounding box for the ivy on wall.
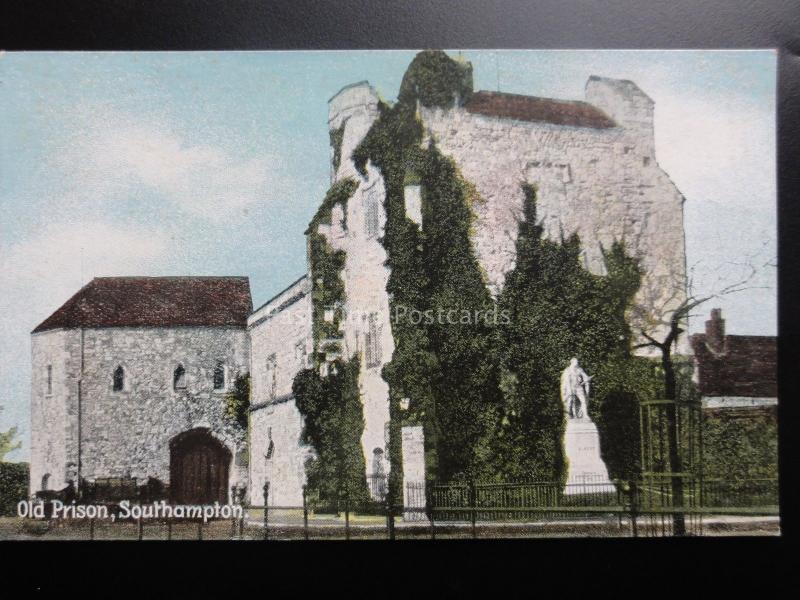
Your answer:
[293,358,370,506]
[305,50,683,488]
[495,184,645,483]
[352,51,654,484]
[294,177,371,502]
[329,118,348,175]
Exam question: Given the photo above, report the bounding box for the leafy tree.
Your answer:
[293,358,370,506]
[495,185,643,482]
[224,373,251,430]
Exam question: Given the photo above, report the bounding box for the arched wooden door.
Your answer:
[170,429,231,505]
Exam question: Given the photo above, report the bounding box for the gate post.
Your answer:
[230,485,238,538]
[387,483,395,541]
[629,479,639,538]
[302,485,309,541]
[263,482,270,541]
[427,481,436,540]
[344,489,350,541]
[470,480,477,539]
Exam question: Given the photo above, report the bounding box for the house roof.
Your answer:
[464,90,617,129]
[690,334,777,399]
[32,277,253,333]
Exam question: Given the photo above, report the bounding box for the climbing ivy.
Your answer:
[329,119,348,175]
[307,50,656,489]
[294,178,370,503]
[353,50,501,485]
[293,358,371,506]
[307,178,358,358]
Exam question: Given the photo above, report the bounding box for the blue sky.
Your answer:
[0,50,776,461]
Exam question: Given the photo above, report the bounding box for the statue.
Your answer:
[560,357,592,419]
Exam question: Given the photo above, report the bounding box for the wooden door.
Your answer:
[170,429,230,505]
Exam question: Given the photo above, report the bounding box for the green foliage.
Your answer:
[0,462,28,516]
[398,50,474,109]
[306,177,358,233]
[329,119,348,174]
[353,50,503,483]
[0,426,22,462]
[294,178,369,502]
[496,185,645,482]
[353,51,649,484]
[307,178,358,356]
[224,373,251,430]
[703,411,778,481]
[293,358,370,505]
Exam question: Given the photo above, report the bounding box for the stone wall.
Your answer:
[30,326,249,497]
[30,329,76,494]
[247,276,313,506]
[324,82,394,477]
[281,74,687,490]
[421,76,687,346]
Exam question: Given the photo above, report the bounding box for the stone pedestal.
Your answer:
[563,417,615,495]
[401,426,427,521]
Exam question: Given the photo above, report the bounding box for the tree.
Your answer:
[0,404,22,462]
[633,246,774,535]
[224,373,251,430]
[495,184,643,482]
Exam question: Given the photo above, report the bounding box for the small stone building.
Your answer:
[29,276,252,504]
[247,275,313,507]
[690,308,778,412]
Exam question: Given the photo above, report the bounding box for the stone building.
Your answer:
[29,276,252,504]
[247,275,313,507]
[249,53,689,503]
[690,308,777,412]
[30,53,690,506]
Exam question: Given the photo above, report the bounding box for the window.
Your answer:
[46,365,52,395]
[365,313,382,368]
[113,366,125,392]
[265,427,274,459]
[213,361,225,390]
[41,473,50,492]
[295,340,307,365]
[364,189,380,238]
[173,364,186,391]
[265,354,277,400]
[643,156,651,166]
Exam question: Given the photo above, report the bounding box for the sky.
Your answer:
[0,50,777,461]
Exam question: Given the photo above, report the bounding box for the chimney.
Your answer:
[705,308,726,353]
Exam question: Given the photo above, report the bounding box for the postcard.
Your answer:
[0,49,778,539]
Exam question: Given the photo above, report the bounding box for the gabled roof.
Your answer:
[464,90,617,129]
[32,277,252,333]
[690,334,777,399]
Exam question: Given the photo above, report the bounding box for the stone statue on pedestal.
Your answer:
[560,357,592,419]
[559,357,613,493]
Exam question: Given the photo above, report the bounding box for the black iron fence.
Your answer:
[15,476,778,540]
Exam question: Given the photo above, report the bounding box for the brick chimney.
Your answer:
[705,308,726,353]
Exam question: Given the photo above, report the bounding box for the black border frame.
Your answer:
[2,0,798,594]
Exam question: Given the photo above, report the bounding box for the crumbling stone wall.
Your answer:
[30,326,249,497]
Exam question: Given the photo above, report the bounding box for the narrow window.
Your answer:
[46,365,52,395]
[213,361,225,390]
[365,313,382,368]
[113,366,125,392]
[295,340,307,367]
[173,364,186,391]
[265,427,274,459]
[265,354,277,400]
[364,190,380,238]
[41,473,50,492]
[643,156,651,166]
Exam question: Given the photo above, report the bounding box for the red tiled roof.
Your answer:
[690,334,777,398]
[464,90,617,129]
[32,277,252,333]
